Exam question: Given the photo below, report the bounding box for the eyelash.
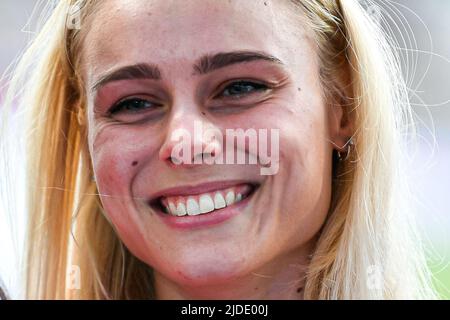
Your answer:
[108,80,269,114]
[109,97,158,115]
[215,80,269,99]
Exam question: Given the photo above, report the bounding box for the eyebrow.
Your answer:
[90,50,284,92]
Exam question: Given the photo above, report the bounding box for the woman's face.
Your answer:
[83,0,347,294]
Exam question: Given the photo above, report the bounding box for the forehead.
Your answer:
[82,0,306,83]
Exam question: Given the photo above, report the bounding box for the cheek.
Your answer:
[89,125,166,260]
[91,134,136,230]
[275,95,332,229]
[92,142,133,195]
[91,125,159,193]
[89,125,159,222]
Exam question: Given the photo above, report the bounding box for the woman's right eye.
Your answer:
[109,98,159,115]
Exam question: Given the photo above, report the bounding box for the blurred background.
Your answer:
[0,0,449,299]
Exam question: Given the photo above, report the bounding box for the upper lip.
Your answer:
[148,180,260,203]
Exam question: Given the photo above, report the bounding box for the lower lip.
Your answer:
[154,189,256,230]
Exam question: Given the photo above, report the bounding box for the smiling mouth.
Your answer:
[149,183,259,217]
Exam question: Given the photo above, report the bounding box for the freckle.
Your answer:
[298,87,302,92]
[264,2,267,5]
[132,161,138,166]
[297,287,303,293]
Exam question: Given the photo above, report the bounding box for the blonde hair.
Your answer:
[0,0,437,299]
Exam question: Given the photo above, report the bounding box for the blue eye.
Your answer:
[109,98,157,114]
[219,81,269,99]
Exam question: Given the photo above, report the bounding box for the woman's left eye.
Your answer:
[217,81,269,99]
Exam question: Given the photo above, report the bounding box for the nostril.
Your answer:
[169,155,183,165]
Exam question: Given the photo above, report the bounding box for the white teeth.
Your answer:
[199,194,215,214]
[214,192,226,209]
[225,191,235,206]
[176,202,187,216]
[169,202,177,215]
[186,198,201,215]
[162,188,249,216]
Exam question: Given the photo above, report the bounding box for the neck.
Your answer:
[154,240,315,300]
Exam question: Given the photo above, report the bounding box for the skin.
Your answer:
[82,0,352,299]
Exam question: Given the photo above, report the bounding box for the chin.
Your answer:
[163,254,249,287]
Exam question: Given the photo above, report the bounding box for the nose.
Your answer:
[159,106,222,168]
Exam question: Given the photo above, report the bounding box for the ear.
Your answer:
[327,95,354,151]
